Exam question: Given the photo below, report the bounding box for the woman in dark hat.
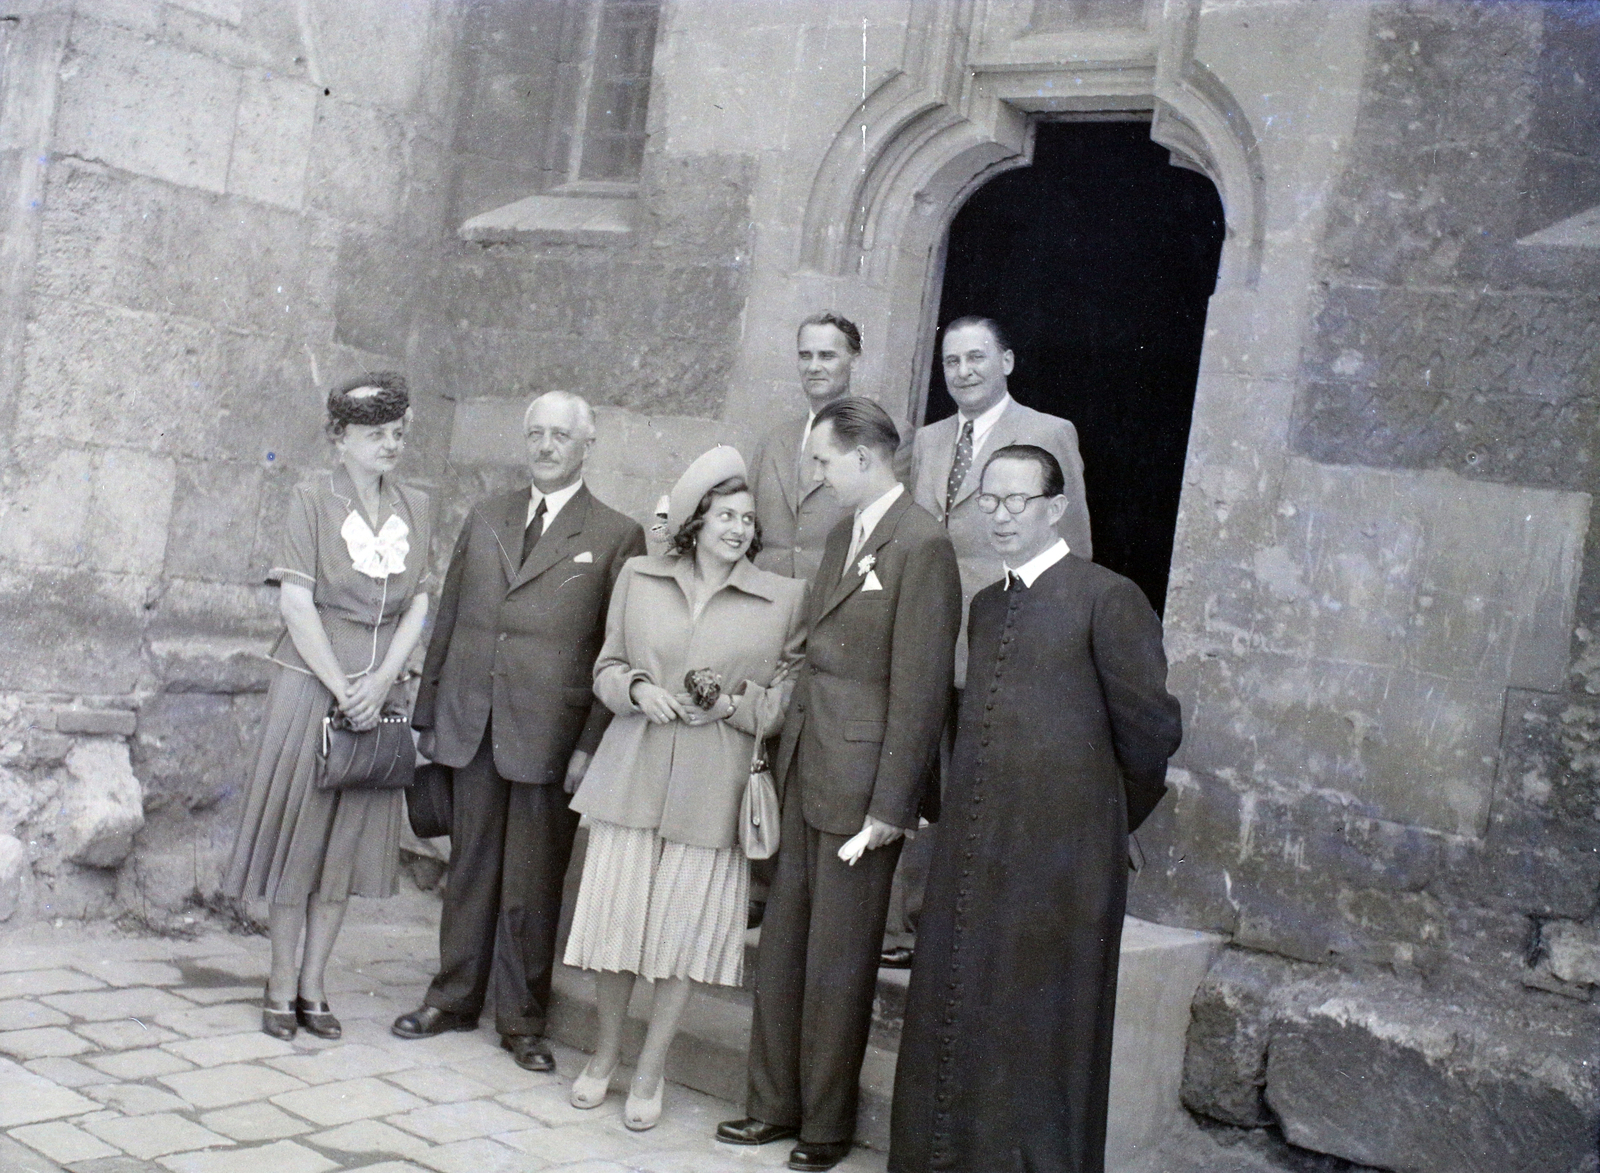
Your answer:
[223,373,434,1041]
[563,446,807,1131]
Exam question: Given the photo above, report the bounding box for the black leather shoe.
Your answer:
[789,1140,852,1171]
[879,945,914,968]
[502,1034,555,1072]
[262,985,297,1041]
[391,1005,478,1039]
[716,1118,799,1146]
[294,997,341,1039]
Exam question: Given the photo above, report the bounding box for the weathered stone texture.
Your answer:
[59,740,144,869]
[1185,947,1600,1173]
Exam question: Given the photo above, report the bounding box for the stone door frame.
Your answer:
[793,0,1263,431]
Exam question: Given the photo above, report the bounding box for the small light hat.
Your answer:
[666,446,747,537]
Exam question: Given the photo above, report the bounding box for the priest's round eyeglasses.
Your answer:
[976,492,1050,515]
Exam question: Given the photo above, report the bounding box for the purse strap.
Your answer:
[748,693,768,775]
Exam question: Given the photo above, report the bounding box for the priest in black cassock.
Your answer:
[888,444,1183,1173]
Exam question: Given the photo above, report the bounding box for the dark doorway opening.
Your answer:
[928,119,1225,612]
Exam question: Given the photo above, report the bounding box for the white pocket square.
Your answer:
[573,551,593,563]
[862,570,884,592]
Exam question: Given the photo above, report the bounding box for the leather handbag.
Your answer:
[407,761,454,839]
[316,704,416,791]
[740,713,781,860]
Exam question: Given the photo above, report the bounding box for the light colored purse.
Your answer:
[740,708,781,860]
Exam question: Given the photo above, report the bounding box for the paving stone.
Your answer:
[87,1047,197,1079]
[0,968,106,998]
[71,1156,174,1173]
[306,1118,432,1158]
[155,1003,260,1039]
[386,1098,539,1143]
[81,1112,233,1160]
[160,1062,309,1109]
[167,987,258,1007]
[383,1065,496,1103]
[76,1020,183,1051]
[0,1056,99,1127]
[0,1025,94,1059]
[272,1075,427,1126]
[0,999,70,1031]
[76,960,186,988]
[446,1053,554,1093]
[496,1122,639,1164]
[497,1082,616,1128]
[10,1119,122,1163]
[349,1164,432,1173]
[157,1138,339,1173]
[164,1031,295,1067]
[87,1082,196,1115]
[0,946,80,974]
[412,1136,529,1173]
[264,1041,414,1084]
[41,987,193,1022]
[199,1101,311,1142]
[25,1055,117,1087]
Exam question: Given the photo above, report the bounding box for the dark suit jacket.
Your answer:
[748,410,913,582]
[775,492,961,834]
[413,483,645,785]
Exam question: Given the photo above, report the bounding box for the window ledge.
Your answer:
[459,192,639,245]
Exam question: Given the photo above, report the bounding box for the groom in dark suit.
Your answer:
[394,391,644,1071]
[719,397,961,1172]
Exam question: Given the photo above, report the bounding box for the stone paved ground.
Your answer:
[0,891,1330,1173]
[0,894,888,1173]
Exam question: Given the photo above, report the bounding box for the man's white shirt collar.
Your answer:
[527,479,584,531]
[959,393,1012,455]
[854,483,904,546]
[1005,538,1070,588]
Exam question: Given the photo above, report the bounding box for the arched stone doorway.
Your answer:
[929,118,1226,611]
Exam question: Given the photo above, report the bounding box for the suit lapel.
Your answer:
[493,487,532,585]
[508,485,591,594]
[951,399,1022,511]
[773,417,805,515]
[927,417,958,514]
[813,494,910,626]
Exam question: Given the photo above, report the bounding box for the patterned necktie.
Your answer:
[843,516,866,582]
[521,498,548,566]
[945,418,974,522]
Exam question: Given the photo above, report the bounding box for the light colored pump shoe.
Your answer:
[623,1075,664,1131]
[570,1059,617,1109]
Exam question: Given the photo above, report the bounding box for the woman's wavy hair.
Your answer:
[669,476,763,561]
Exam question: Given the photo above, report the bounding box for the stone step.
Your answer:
[546,914,1221,1165]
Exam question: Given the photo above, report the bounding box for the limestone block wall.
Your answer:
[0,0,465,921]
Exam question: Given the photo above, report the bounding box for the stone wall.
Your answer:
[1130,4,1600,1169]
[0,0,466,920]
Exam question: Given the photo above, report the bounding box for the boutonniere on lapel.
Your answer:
[857,553,884,592]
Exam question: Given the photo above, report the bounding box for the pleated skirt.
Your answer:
[564,820,749,987]
[221,663,402,903]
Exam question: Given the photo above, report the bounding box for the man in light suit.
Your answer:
[749,311,911,582]
[394,392,645,1072]
[913,318,1093,683]
[718,397,961,1172]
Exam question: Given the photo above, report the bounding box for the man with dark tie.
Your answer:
[889,444,1182,1173]
[718,397,961,1172]
[393,391,644,1071]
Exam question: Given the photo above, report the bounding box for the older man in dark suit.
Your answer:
[393,391,644,1072]
[718,397,961,1172]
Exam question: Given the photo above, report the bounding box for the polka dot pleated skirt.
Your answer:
[563,820,748,987]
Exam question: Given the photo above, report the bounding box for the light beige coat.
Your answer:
[570,554,807,849]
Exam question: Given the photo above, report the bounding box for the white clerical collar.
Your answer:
[854,482,904,545]
[959,393,1012,453]
[528,479,583,530]
[1004,538,1069,588]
